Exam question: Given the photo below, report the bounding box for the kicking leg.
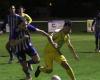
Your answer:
[95,31,99,52]
[54,52,76,80]
[26,46,40,71]
[35,52,53,77]
[61,61,76,80]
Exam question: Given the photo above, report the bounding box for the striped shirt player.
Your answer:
[3,5,39,80]
[3,14,24,40]
[13,20,51,80]
[2,6,25,63]
[14,25,39,63]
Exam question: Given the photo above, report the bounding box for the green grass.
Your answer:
[0,33,100,80]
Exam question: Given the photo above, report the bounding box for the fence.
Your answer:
[0,19,93,33]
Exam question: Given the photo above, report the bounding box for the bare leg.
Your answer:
[20,61,32,80]
[61,61,76,80]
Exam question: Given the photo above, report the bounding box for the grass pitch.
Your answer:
[0,33,100,80]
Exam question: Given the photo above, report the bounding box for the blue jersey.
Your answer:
[93,18,100,31]
[15,25,37,52]
[3,14,24,40]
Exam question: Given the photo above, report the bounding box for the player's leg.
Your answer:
[98,31,100,51]
[95,31,99,52]
[6,41,14,63]
[27,43,40,64]
[16,51,32,80]
[54,53,76,80]
[35,50,53,77]
[61,61,76,80]
[27,51,40,64]
[26,45,40,71]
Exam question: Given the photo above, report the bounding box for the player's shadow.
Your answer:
[0,63,9,65]
[78,51,95,54]
[20,79,25,80]
[0,55,8,57]
[0,55,9,65]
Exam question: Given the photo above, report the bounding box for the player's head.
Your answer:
[18,6,25,15]
[96,12,100,19]
[9,5,16,14]
[62,20,72,34]
[51,75,61,80]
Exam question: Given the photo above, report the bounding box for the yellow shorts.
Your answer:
[44,44,67,69]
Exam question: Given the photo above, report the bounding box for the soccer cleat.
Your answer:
[95,49,99,53]
[35,66,41,77]
[95,49,100,53]
[28,63,33,71]
[8,59,13,64]
[98,50,100,53]
[25,76,32,80]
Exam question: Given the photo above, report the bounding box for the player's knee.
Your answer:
[36,57,40,63]
[34,59,40,63]
[33,58,40,63]
[32,55,40,63]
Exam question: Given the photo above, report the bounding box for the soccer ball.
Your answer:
[52,75,61,80]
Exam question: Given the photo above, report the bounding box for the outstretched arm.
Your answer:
[68,43,79,60]
[36,28,58,48]
[0,16,8,33]
[36,28,50,37]
[26,25,58,48]
[27,25,49,37]
[66,35,79,60]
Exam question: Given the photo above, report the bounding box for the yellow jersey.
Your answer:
[46,29,70,50]
[21,13,32,24]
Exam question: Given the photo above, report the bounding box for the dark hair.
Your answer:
[19,6,25,9]
[64,20,72,27]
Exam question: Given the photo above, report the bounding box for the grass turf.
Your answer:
[0,33,100,80]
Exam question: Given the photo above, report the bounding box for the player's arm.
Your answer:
[27,25,58,47]
[49,32,58,48]
[36,28,57,47]
[36,28,50,37]
[66,35,79,60]
[35,28,58,49]
[91,18,95,32]
[24,14,32,24]
[0,16,8,33]
[26,25,49,37]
